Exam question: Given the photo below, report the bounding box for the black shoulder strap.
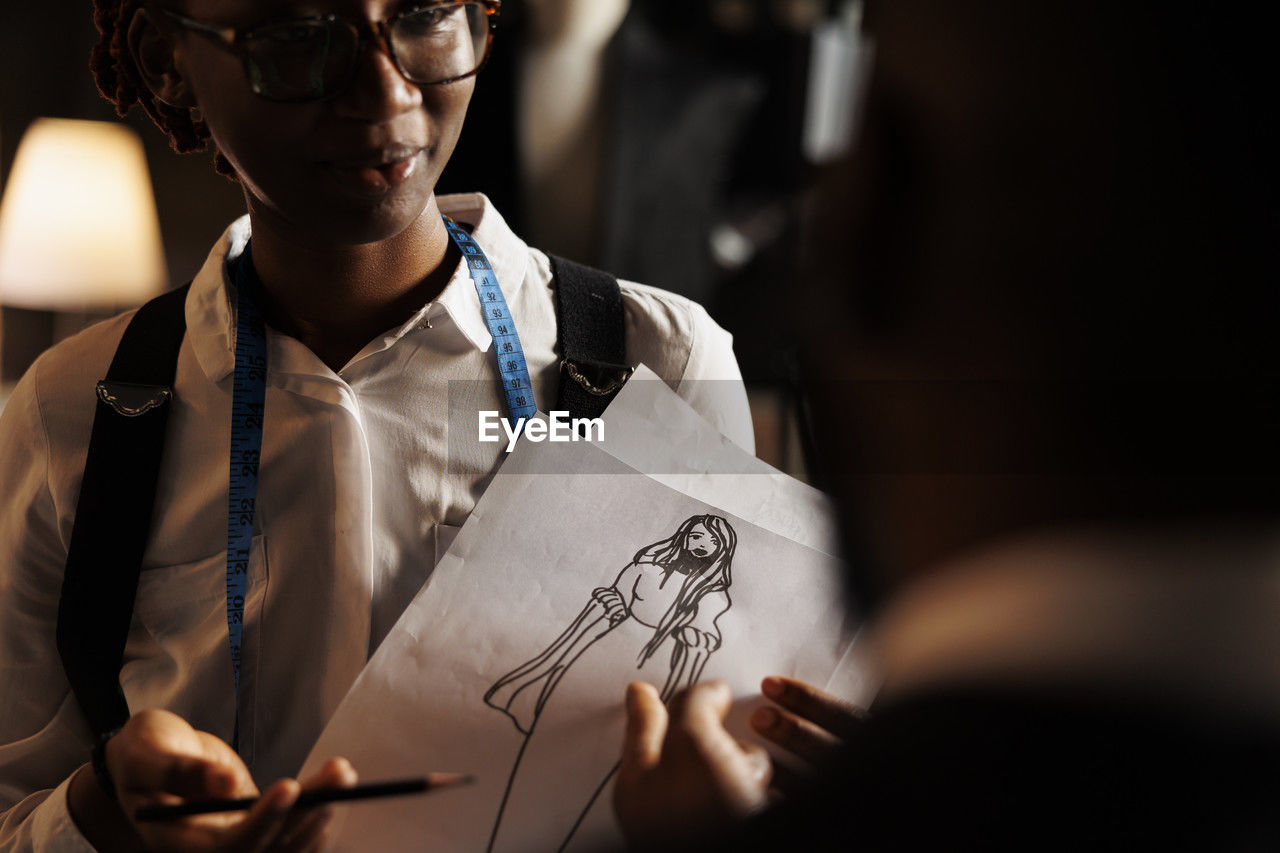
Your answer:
[54,258,621,737]
[57,284,191,739]
[549,255,632,420]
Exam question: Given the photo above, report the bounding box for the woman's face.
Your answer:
[168,0,475,246]
[683,523,720,559]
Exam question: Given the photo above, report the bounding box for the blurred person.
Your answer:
[439,0,808,310]
[0,0,754,850]
[443,0,633,266]
[441,0,840,468]
[612,0,1280,848]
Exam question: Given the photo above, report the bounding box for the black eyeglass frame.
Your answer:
[158,0,502,103]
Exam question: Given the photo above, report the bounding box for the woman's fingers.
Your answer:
[271,756,355,850]
[133,752,235,803]
[109,710,256,845]
[196,730,260,796]
[765,757,808,798]
[749,677,865,771]
[224,778,301,853]
[615,681,770,848]
[679,680,733,729]
[620,682,667,776]
[101,712,346,852]
[275,805,335,853]
[616,681,675,846]
[675,683,770,818]
[761,676,866,739]
[734,739,773,788]
[750,705,842,766]
[107,711,230,800]
[299,757,357,791]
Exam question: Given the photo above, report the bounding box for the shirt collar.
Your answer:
[433,192,530,354]
[187,192,529,383]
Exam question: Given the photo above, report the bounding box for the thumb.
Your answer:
[620,682,667,778]
[737,741,774,788]
[684,680,734,728]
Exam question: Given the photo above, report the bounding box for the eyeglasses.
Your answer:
[160,1,500,103]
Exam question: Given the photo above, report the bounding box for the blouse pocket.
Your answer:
[129,535,269,765]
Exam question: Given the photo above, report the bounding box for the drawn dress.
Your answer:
[484,515,737,852]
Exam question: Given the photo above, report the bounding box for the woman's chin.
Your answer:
[295,189,435,247]
[250,165,437,248]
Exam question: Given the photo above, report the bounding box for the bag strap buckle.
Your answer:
[560,359,634,397]
[96,381,172,417]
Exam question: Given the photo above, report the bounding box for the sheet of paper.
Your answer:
[591,366,841,557]
[303,371,862,851]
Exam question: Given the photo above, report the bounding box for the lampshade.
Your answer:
[0,118,166,310]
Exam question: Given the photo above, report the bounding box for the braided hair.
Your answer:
[90,0,236,178]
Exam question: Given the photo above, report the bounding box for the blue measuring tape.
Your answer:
[442,217,539,428]
[226,247,267,752]
[223,218,534,749]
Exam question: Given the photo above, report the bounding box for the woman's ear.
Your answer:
[127,8,195,108]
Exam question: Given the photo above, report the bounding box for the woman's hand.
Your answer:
[614,681,770,850]
[70,709,357,852]
[592,587,628,625]
[749,676,866,793]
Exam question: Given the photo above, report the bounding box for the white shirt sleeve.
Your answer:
[673,302,755,455]
[0,364,98,852]
[0,777,96,853]
[619,282,756,455]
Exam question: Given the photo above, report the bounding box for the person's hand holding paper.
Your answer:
[301,370,870,851]
[614,681,772,851]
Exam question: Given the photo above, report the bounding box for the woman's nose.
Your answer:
[330,35,423,121]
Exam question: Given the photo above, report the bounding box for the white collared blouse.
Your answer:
[0,193,752,850]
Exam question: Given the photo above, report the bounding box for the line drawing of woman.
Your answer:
[483,514,738,852]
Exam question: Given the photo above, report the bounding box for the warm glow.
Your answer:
[0,118,166,310]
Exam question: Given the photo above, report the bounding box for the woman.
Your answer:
[0,2,753,850]
[485,514,737,850]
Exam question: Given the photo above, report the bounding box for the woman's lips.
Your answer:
[323,149,421,195]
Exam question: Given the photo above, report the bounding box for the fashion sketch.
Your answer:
[483,514,738,851]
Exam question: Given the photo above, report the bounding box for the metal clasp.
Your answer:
[96,381,172,417]
[560,359,634,397]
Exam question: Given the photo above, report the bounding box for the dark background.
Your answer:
[0,4,248,288]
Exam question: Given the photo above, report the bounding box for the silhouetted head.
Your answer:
[801,0,1280,611]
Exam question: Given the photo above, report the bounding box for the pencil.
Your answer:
[134,773,474,821]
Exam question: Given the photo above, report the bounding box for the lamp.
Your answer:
[0,117,166,384]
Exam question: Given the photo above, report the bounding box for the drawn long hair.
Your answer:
[634,515,737,667]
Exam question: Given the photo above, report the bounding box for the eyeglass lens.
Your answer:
[243,3,490,101]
